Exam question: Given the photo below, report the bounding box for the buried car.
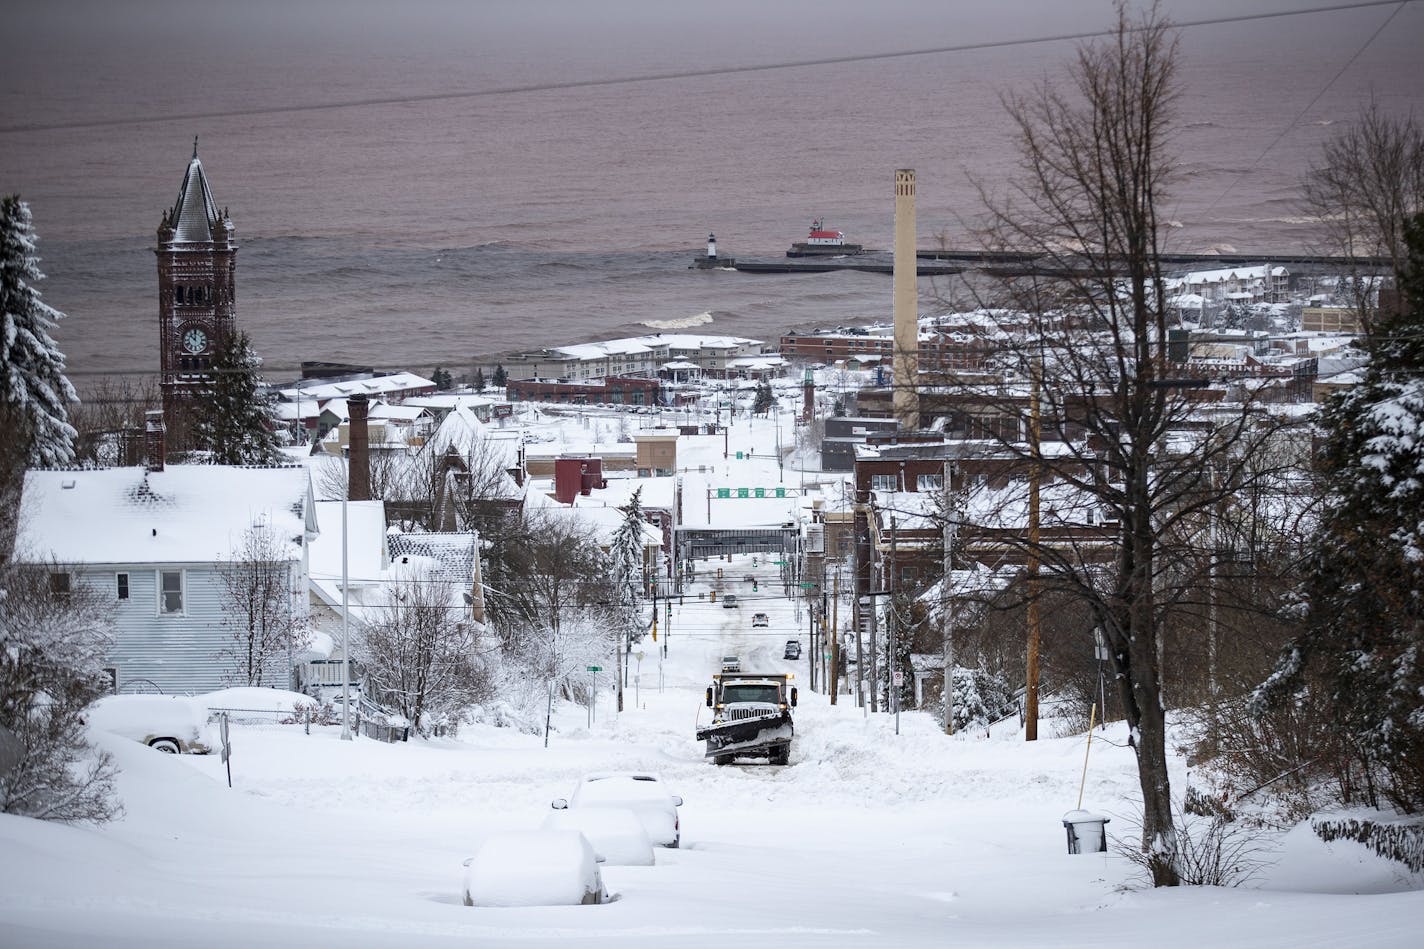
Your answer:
[85,695,215,754]
[542,807,655,866]
[462,830,609,906]
[552,772,683,847]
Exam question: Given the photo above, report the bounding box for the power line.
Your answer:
[0,1,1408,136]
[1201,0,1410,217]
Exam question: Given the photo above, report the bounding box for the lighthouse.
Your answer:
[693,232,733,270]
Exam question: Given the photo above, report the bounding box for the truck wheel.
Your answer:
[714,755,732,766]
[770,747,789,766]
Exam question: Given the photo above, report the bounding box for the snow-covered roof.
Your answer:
[276,372,435,404]
[17,465,311,565]
[168,153,223,244]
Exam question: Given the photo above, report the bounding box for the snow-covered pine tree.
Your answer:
[752,380,774,416]
[1257,213,1424,811]
[191,330,281,466]
[0,196,78,468]
[608,486,647,621]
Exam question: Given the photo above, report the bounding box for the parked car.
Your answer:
[721,655,742,672]
[542,807,655,866]
[552,772,683,847]
[783,640,802,660]
[462,830,609,906]
[751,612,770,628]
[721,593,738,608]
[85,695,215,754]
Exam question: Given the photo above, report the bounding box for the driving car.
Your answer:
[721,593,738,608]
[551,772,684,847]
[721,655,741,672]
[751,612,770,628]
[85,695,215,754]
[783,640,802,660]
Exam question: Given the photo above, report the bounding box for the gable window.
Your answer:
[871,473,898,493]
[116,573,130,600]
[159,570,183,614]
[916,473,943,492]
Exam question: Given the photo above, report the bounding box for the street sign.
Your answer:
[586,665,602,672]
[799,582,817,589]
[893,671,904,686]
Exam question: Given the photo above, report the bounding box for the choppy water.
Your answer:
[2,0,1420,384]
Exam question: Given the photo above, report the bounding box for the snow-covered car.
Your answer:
[751,612,770,628]
[783,640,802,660]
[462,830,609,906]
[721,594,738,608]
[552,772,683,848]
[86,695,215,754]
[542,806,655,866]
[721,655,741,672]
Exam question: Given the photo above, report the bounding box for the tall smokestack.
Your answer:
[893,168,920,430]
[347,394,371,502]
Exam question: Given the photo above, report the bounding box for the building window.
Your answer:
[871,473,897,492]
[49,571,71,596]
[102,667,118,694]
[116,573,130,600]
[160,570,183,614]
[916,473,943,492]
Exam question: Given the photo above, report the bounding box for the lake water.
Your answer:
[2,0,1420,385]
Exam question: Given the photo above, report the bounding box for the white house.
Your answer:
[13,463,317,695]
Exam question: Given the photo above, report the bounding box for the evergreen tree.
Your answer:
[430,366,453,390]
[473,367,486,392]
[752,380,774,416]
[608,486,647,616]
[0,196,78,468]
[191,330,281,466]
[1257,213,1424,811]
[491,364,507,388]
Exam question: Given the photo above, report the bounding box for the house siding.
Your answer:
[83,562,300,695]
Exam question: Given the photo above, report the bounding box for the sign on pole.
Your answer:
[586,665,602,672]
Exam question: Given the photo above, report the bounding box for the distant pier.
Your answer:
[693,246,1391,276]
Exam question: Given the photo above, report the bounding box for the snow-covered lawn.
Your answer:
[2,555,1420,947]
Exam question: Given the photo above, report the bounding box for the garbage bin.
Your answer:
[1062,810,1110,854]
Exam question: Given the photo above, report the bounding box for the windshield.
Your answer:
[722,684,782,705]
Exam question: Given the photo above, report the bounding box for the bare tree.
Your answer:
[924,3,1310,886]
[214,524,310,687]
[67,375,161,466]
[1302,100,1424,333]
[0,561,120,823]
[357,564,489,736]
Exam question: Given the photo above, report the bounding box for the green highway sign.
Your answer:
[586,665,602,672]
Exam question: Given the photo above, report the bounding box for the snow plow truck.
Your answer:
[696,672,797,765]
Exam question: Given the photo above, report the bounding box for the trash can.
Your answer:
[1062,810,1110,854]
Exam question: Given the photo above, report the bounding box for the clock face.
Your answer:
[182,328,208,354]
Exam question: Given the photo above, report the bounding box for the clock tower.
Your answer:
[156,138,237,449]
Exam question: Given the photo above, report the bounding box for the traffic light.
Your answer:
[752,580,758,592]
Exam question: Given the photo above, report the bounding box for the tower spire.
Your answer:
[192,135,198,159]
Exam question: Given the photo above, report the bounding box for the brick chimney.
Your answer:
[347,394,371,502]
[144,410,166,472]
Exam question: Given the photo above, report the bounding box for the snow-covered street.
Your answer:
[2,556,1420,948]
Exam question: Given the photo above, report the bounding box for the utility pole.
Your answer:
[1025,350,1043,741]
[890,516,900,734]
[830,567,841,703]
[941,461,955,734]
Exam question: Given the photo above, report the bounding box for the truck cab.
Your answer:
[698,672,797,766]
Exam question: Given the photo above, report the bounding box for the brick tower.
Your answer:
[156,138,237,450]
